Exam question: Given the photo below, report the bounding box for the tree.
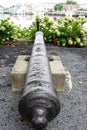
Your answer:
[54,3,64,11]
[66,0,77,4]
[54,0,78,11]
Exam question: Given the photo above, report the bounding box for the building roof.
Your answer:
[63,4,80,10]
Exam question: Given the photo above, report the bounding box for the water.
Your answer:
[0,13,62,28]
[0,14,36,28]
[0,14,87,28]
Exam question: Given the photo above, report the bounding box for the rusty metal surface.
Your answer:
[18,31,60,130]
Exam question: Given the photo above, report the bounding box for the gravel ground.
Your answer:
[0,45,87,130]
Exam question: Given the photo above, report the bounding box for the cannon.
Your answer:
[18,31,60,130]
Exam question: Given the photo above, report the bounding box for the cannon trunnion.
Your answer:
[18,31,60,130]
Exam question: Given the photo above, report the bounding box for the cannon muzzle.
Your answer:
[18,31,60,130]
[31,108,47,130]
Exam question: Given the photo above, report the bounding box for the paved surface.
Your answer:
[0,45,87,130]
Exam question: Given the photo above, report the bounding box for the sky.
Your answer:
[0,0,87,7]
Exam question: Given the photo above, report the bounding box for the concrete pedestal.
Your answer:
[11,55,65,91]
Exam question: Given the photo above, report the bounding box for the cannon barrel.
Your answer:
[18,31,60,130]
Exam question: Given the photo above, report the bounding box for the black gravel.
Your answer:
[0,45,87,130]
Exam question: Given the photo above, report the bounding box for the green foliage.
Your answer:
[22,15,55,43]
[0,17,21,45]
[66,0,77,4]
[54,3,64,11]
[25,15,87,47]
[55,16,87,47]
[0,16,87,47]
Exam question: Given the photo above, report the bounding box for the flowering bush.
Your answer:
[0,16,87,47]
[23,15,87,47]
[55,16,87,47]
[0,17,18,45]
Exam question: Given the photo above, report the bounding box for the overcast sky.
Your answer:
[0,0,87,7]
